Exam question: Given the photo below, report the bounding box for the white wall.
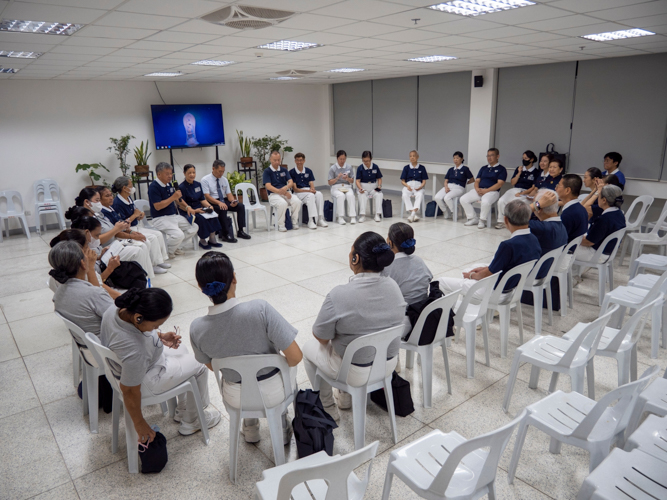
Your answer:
[0,80,330,229]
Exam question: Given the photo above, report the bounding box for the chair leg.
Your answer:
[420,348,433,408]
[441,345,452,395]
[381,465,395,500]
[586,360,595,399]
[503,354,521,413]
[188,379,210,445]
[651,304,661,359]
[488,482,497,500]
[382,379,399,445]
[598,266,606,305]
[86,366,99,434]
[549,436,562,455]
[351,388,370,450]
[589,444,610,472]
[112,391,120,454]
[567,269,574,309]
[81,362,89,417]
[617,353,630,387]
[499,307,509,359]
[124,408,139,473]
[508,420,529,484]
[465,323,475,379]
[405,350,415,369]
[482,318,490,367]
[630,346,638,382]
[528,365,540,390]
[626,398,646,438]
[608,262,615,292]
[619,236,629,266]
[72,339,80,388]
[545,284,553,326]
[570,367,585,395]
[266,408,286,466]
[548,372,559,393]
[557,275,567,317]
[228,409,241,483]
[517,303,524,344]
[533,287,543,336]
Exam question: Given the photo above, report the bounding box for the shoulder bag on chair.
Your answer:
[292,389,338,458]
[540,143,567,169]
[370,371,415,417]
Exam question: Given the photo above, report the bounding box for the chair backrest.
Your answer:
[335,325,404,387]
[429,410,527,495]
[555,235,585,273]
[525,246,566,287]
[602,296,663,354]
[571,365,659,441]
[54,311,86,346]
[0,190,24,216]
[235,183,262,209]
[589,227,627,263]
[405,290,460,347]
[33,179,60,203]
[644,270,667,302]
[456,272,501,323]
[489,260,537,307]
[134,199,149,213]
[211,354,294,412]
[646,200,667,236]
[558,306,618,367]
[274,441,379,500]
[84,332,123,395]
[623,195,653,231]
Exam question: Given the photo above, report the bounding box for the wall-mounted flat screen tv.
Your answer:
[151,104,225,150]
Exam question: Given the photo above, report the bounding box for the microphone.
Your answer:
[172,180,179,190]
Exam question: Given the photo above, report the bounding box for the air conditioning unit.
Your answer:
[201,5,295,30]
[276,70,317,76]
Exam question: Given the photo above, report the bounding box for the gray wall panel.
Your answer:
[372,76,418,160]
[495,62,576,171]
[417,71,471,163]
[570,53,667,179]
[333,80,372,157]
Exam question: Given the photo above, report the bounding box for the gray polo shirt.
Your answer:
[313,273,406,365]
[100,306,165,387]
[328,163,355,186]
[53,278,114,337]
[381,253,433,306]
[190,298,297,383]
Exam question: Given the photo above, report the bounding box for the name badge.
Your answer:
[528,175,534,181]
[372,170,377,174]
[280,172,285,177]
[305,173,309,178]
[168,187,174,193]
[194,187,201,192]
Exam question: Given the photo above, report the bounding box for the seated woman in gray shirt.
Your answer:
[189,252,302,444]
[100,288,221,445]
[303,232,407,421]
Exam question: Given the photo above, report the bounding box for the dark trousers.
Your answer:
[214,202,246,237]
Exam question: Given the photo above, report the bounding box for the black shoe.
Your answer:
[223,235,238,243]
[237,230,251,240]
[209,241,223,248]
[198,241,211,250]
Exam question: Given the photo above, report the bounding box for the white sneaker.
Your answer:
[335,389,352,410]
[408,212,416,223]
[153,266,168,275]
[358,215,365,223]
[317,218,328,227]
[157,262,171,269]
[278,225,287,232]
[174,248,185,255]
[308,220,317,229]
[178,408,222,436]
[323,402,340,422]
[168,253,176,260]
[374,214,381,222]
[350,217,357,224]
[293,223,300,230]
[443,211,452,220]
[338,217,346,225]
[413,213,420,222]
[495,222,506,230]
[464,218,479,226]
[478,220,487,229]
[241,418,260,443]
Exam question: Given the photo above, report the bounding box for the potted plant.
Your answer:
[226,171,247,203]
[236,130,252,168]
[108,134,135,176]
[251,134,293,201]
[133,140,152,177]
[75,163,109,187]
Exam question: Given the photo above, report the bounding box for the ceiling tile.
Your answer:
[291,32,360,44]
[471,26,538,39]
[549,0,657,15]
[311,0,410,20]
[61,36,133,48]
[50,45,116,55]
[76,25,158,39]
[422,18,506,35]
[554,21,630,37]
[0,32,67,45]
[1,1,108,24]
[125,40,196,51]
[373,28,447,42]
[93,12,188,30]
[16,0,123,8]
[144,31,220,44]
[519,14,601,30]
[326,21,406,37]
[372,8,460,28]
[232,26,314,40]
[117,0,222,17]
[167,19,237,35]
[479,3,570,24]
[593,1,667,22]
[278,13,353,31]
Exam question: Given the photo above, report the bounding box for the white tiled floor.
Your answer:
[1,191,665,500]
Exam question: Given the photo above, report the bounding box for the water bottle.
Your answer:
[147,278,151,288]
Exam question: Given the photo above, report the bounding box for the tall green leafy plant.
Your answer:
[75,163,109,186]
[108,134,135,176]
[226,171,246,195]
[236,130,252,158]
[133,140,152,165]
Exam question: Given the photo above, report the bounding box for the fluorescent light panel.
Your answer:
[408,55,457,62]
[0,19,83,35]
[191,60,235,66]
[270,76,300,80]
[0,50,42,58]
[428,0,535,16]
[581,28,655,41]
[328,68,365,73]
[258,40,321,51]
[0,67,19,73]
[144,72,182,77]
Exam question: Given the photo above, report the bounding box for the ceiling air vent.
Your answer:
[276,69,316,76]
[201,5,295,30]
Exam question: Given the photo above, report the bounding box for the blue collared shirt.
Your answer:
[444,165,473,187]
[356,163,383,183]
[603,169,626,189]
[511,166,537,190]
[587,208,626,254]
[289,166,316,189]
[112,195,139,227]
[488,228,542,292]
[148,179,178,218]
[530,217,568,278]
[400,164,428,183]
[477,163,507,190]
[561,199,588,242]
[263,166,290,190]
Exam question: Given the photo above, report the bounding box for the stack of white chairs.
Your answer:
[33,179,66,235]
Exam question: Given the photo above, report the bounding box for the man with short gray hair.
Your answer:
[528,189,568,280]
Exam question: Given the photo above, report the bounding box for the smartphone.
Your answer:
[375,188,382,192]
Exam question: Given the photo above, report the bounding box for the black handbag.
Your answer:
[101,261,148,290]
[285,209,293,230]
[404,281,455,345]
[139,431,168,474]
[77,374,114,414]
[370,371,415,417]
[540,143,567,170]
[424,201,443,218]
[302,204,310,224]
[292,389,338,458]
[323,201,334,222]
[382,199,393,218]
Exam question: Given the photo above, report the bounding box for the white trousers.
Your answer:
[402,181,424,213]
[136,227,167,266]
[151,215,198,254]
[438,263,495,302]
[115,240,155,279]
[331,185,356,217]
[460,190,500,221]
[434,184,465,214]
[295,191,324,220]
[269,193,302,228]
[497,188,528,221]
[357,182,383,215]
[222,368,297,409]
[302,339,397,407]
[141,347,209,425]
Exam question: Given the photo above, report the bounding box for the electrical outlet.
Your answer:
[25,210,32,215]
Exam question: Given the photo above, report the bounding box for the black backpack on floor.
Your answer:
[370,371,414,417]
[139,432,168,474]
[292,389,338,458]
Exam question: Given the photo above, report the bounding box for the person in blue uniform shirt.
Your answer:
[148,162,199,258]
[290,152,328,229]
[556,174,588,243]
[201,160,251,243]
[400,150,429,223]
[528,190,568,278]
[355,150,384,223]
[264,151,302,232]
[434,151,473,219]
[179,164,223,249]
[602,152,626,189]
[541,158,564,191]
[524,154,552,197]
[460,148,507,229]
[495,150,538,229]
[583,173,622,222]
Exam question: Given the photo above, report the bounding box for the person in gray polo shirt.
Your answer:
[303,232,406,421]
[189,252,302,444]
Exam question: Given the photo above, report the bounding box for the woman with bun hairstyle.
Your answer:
[73,188,130,246]
[434,151,473,219]
[49,240,115,335]
[100,288,221,444]
[189,252,302,444]
[303,231,406,420]
[382,222,433,306]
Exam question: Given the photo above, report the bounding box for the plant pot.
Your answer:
[240,157,253,168]
[259,187,269,202]
[134,165,150,177]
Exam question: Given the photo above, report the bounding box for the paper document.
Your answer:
[201,212,218,219]
[101,240,124,266]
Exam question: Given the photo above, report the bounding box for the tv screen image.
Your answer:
[151,104,225,150]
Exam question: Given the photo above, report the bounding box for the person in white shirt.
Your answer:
[289,152,328,229]
[328,150,356,225]
[355,150,383,223]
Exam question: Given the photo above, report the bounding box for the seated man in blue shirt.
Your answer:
[555,174,590,275]
[290,152,328,229]
[148,162,199,258]
[602,152,626,189]
[460,148,507,229]
[528,190,568,279]
[264,151,302,232]
[439,200,541,300]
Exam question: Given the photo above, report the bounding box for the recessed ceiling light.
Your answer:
[0,67,19,73]
[191,60,236,66]
[581,28,656,42]
[0,50,42,58]
[428,0,535,17]
[327,68,365,73]
[270,76,300,80]
[258,40,321,51]
[407,55,457,63]
[0,19,83,35]
[144,72,182,77]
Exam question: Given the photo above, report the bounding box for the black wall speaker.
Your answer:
[474,75,484,88]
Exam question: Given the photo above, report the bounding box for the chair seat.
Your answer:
[629,274,660,290]
[563,324,633,354]
[624,414,667,463]
[524,390,596,436]
[519,334,592,369]
[605,285,649,306]
[629,232,661,243]
[256,451,338,500]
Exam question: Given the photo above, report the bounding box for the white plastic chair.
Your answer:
[308,325,404,451]
[399,194,426,219]
[254,441,379,500]
[0,190,31,242]
[553,235,585,317]
[236,183,269,232]
[629,253,667,279]
[381,411,526,500]
[625,365,667,437]
[565,298,660,387]
[450,272,501,379]
[211,354,297,483]
[486,260,537,358]
[624,413,667,463]
[33,178,66,235]
[627,201,667,265]
[503,306,617,412]
[508,365,658,480]
[401,290,460,408]
[600,270,667,359]
[134,198,196,250]
[576,448,667,499]
[523,246,566,335]
[618,194,653,266]
[84,332,210,474]
[56,312,102,433]
[573,227,626,305]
